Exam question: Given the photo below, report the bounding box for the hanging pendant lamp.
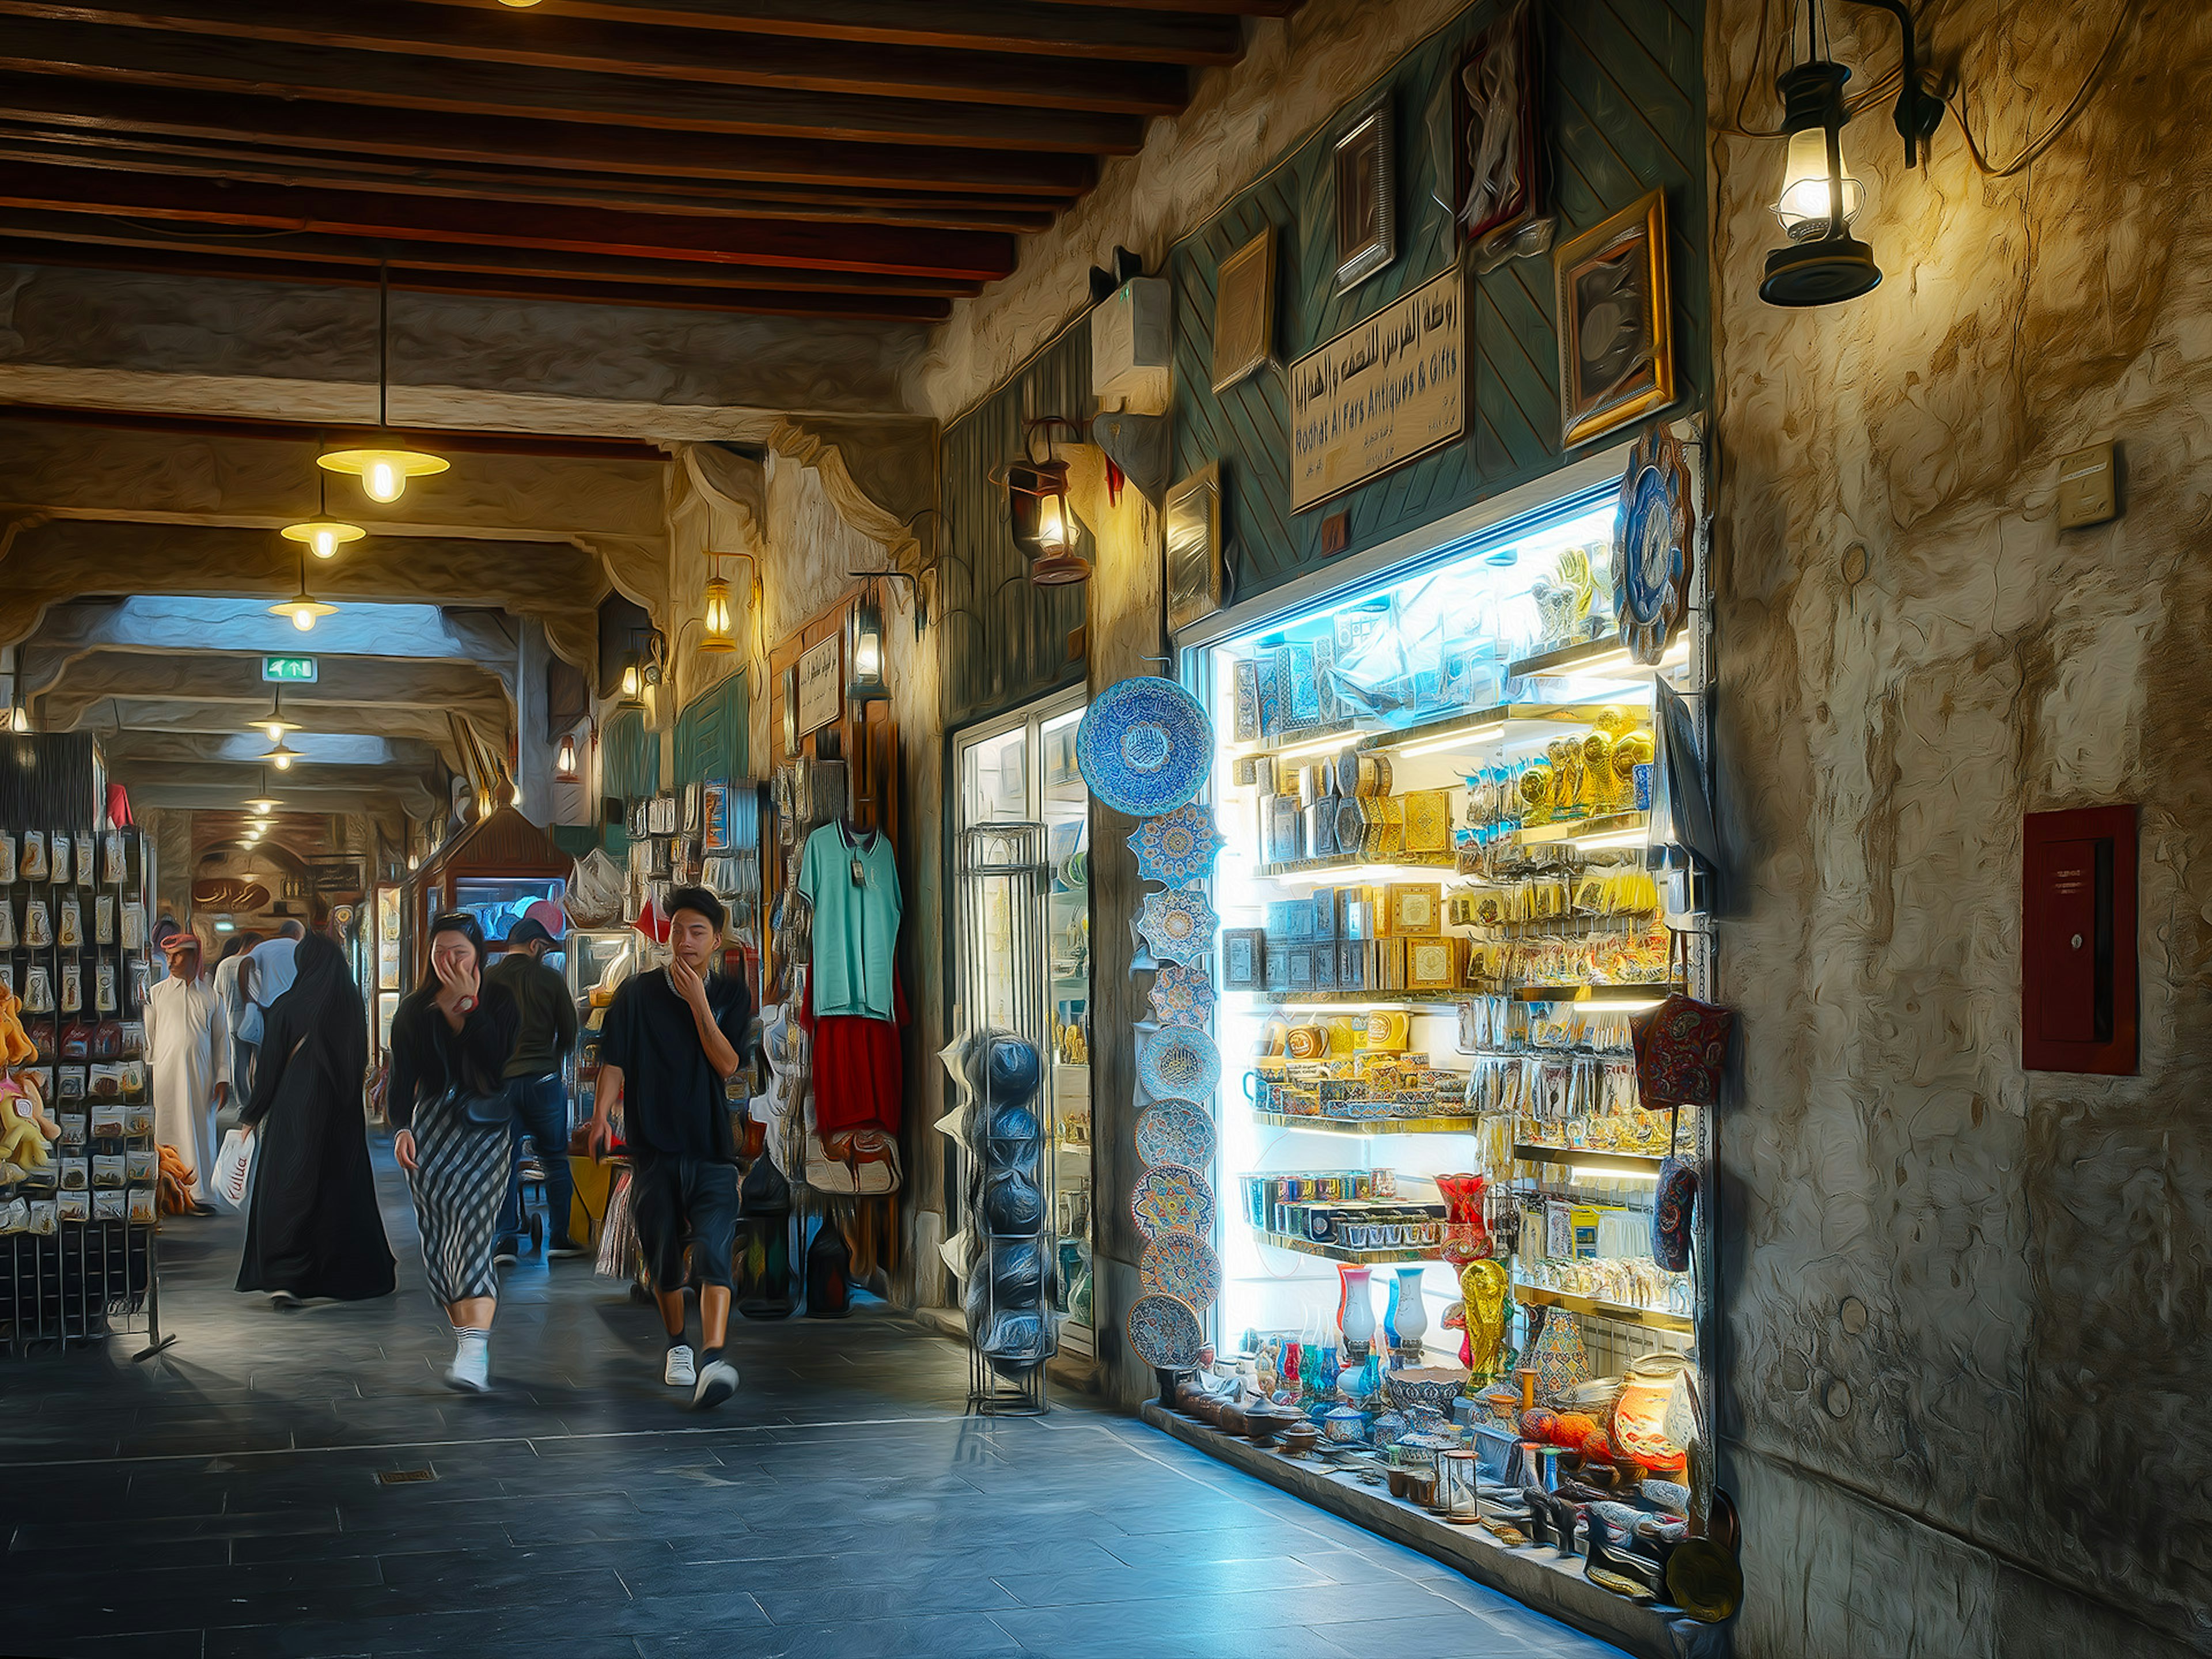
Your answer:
[261,737,300,771]
[243,767,283,816]
[270,551,339,632]
[318,266,448,503]
[251,686,302,743]
[281,467,366,560]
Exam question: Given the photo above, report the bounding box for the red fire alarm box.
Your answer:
[2022,805,2137,1074]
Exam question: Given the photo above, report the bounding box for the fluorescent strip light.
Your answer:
[1565,827,1650,851]
[1396,723,1507,758]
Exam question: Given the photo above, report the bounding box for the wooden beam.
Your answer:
[408,0,1248,65]
[0,0,1191,116]
[0,16,1142,153]
[0,161,1016,281]
[1028,0,1297,12]
[0,128,1065,232]
[0,238,958,321]
[0,73,1097,196]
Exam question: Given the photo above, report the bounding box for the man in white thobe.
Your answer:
[149,930,232,1211]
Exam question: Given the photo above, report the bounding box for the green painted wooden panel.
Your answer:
[938,322,1092,731]
[673,672,748,786]
[1169,0,1708,600]
[601,707,657,802]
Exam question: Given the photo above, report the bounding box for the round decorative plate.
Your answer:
[1131,1162,1215,1240]
[1126,1290,1206,1370]
[1127,802,1227,889]
[1135,1098,1215,1169]
[1139,1229,1221,1308]
[1147,961,1216,1029]
[1613,424,1692,665]
[1138,1024,1220,1101]
[1075,676,1214,817]
[1136,889,1218,968]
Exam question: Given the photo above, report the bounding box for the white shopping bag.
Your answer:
[213,1127,255,1210]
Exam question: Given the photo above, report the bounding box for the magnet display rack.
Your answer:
[1,825,168,1359]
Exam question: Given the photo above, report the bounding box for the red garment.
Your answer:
[800,971,906,1136]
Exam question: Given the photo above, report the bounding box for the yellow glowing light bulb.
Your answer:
[366,460,401,502]
[1774,127,1863,238]
[1035,495,1070,552]
[621,662,642,698]
[271,752,293,771]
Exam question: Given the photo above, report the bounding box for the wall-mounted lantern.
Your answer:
[846,588,888,703]
[998,417,1092,586]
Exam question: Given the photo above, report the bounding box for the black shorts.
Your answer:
[628,1152,740,1290]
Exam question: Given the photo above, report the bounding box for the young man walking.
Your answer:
[588,887,750,1409]
[487,916,581,1264]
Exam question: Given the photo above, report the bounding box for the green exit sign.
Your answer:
[263,657,318,683]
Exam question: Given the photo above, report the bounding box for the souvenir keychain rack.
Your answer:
[1,823,169,1359]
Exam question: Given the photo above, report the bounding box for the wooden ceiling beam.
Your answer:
[0,74,1096,196]
[0,404,666,461]
[0,239,958,321]
[0,161,1016,281]
[0,129,1063,233]
[1028,0,1297,12]
[0,0,1190,116]
[406,0,1248,65]
[0,17,1142,153]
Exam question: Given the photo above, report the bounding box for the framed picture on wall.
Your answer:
[1165,463,1224,636]
[1332,93,1395,292]
[1211,226,1275,392]
[1553,188,1675,449]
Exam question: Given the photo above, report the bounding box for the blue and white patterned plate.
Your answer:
[1139,1024,1221,1101]
[1136,1099,1215,1169]
[1127,802,1227,889]
[1075,676,1214,816]
[1147,961,1217,1028]
[1136,889,1218,967]
[1126,1290,1206,1370]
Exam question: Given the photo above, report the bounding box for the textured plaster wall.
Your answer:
[911,0,1478,422]
[1707,1,2212,1653]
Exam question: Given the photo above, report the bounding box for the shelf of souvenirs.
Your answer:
[1236,982,1674,1010]
[1249,1225,1444,1267]
[1254,851,1460,882]
[1513,1282,1694,1334]
[1506,633,1691,684]
[1225,683,1684,772]
[1251,1109,1480,1137]
[1512,1142,1669,1177]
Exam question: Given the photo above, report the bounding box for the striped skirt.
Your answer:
[405,1088,510,1307]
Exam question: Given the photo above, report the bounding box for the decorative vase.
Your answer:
[1384,1266,1428,1362]
[1336,1264,1376,1357]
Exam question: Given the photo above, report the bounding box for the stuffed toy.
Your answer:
[0,984,58,1177]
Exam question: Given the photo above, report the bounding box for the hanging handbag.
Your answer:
[1629,931,1733,1109]
[430,1016,513,1129]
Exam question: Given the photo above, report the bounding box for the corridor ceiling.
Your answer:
[0,0,1297,322]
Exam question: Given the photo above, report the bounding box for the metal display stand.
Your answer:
[956,821,1059,1415]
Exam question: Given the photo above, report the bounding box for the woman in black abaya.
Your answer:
[236,929,396,1305]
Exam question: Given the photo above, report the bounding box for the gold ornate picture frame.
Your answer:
[1553,188,1675,449]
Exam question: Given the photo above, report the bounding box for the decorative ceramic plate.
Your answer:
[1139,1228,1221,1308]
[1131,1162,1215,1240]
[1613,423,1692,665]
[1135,1098,1215,1169]
[1136,889,1219,968]
[1138,1024,1221,1101]
[1126,1290,1206,1370]
[1147,961,1217,1029]
[1075,676,1214,816]
[1127,802,1227,889]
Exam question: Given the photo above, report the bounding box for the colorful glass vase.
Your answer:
[1336,1264,1377,1357]
[1383,1266,1428,1362]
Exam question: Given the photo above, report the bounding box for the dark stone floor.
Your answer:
[3,1145,1623,1659]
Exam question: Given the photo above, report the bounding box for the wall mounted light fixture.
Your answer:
[845,587,888,703]
[995,417,1092,586]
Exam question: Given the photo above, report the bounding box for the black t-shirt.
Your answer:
[600,967,749,1161]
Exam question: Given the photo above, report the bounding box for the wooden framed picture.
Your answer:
[1554,188,1675,449]
[1165,463,1223,635]
[1332,93,1395,292]
[1211,226,1275,392]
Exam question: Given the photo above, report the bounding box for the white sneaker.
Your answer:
[663,1344,696,1387]
[693,1358,738,1411]
[444,1332,491,1394]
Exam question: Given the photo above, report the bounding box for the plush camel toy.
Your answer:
[0,983,58,1178]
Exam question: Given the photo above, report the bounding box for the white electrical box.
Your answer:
[1092,278,1172,415]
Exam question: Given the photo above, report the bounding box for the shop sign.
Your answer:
[262,656,317,683]
[797,634,843,737]
[1287,267,1464,512]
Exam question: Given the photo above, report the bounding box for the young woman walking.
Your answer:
[385,912,518,1392]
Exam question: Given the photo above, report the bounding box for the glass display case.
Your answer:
[1184,483,1705,1414]
[953,691,1094,1355]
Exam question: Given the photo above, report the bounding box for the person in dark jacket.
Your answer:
[236,930,396,1306]
[385,911,520,1393]
[486,916,581,1264]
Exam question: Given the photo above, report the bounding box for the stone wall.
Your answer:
[1706,1,2212,1653]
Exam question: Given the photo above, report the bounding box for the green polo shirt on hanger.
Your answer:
[798,821,900,1020]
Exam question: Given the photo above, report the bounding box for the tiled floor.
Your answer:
[3,1146,1624,1659]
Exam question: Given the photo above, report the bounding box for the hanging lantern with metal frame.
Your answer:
[270,551,339,633]
[997,417,1092,586]
[845,586,888,703]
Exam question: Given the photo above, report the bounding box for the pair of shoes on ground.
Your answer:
[662,1343,738,1410]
